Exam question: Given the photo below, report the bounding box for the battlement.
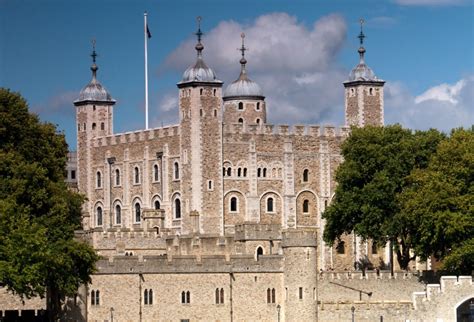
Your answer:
[234,223,282,241]
[95,253,284,274]
[282,228,317,247]
[319,270,419,280]
[92,124,180,147]
[223,123,350,139]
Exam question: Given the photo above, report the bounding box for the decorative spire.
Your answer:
[90,39,98,82]
[238,32,248,74]
[194,16,204,57]
[357,18,366,63]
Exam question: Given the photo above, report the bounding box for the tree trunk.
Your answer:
[395,240,414,271]
[47,285,61,321]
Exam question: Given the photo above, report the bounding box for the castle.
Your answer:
[0,20,472,322]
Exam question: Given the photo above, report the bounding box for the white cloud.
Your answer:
[385,75,474,132]
[162,13,348,126]
[394,0,469,6]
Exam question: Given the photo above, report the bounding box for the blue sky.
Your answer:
[1,0,473,150]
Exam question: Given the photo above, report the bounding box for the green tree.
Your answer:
[398,128,474,274]
[0,88,98,320]
[322,125,444,270]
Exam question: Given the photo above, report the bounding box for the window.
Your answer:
[299,287,303,300]
[237,168,242,177]
[135,202,141,223]
[181,291,190,304]
[113,169,120,186]
[243,168,247,177]
[154,200,161,210]
[256,118,260,124]
[96,171,102,188]
[115,204,121,225]
[256,102,260,110]
[256,246,263,260]
[214,109,217,117]
[324,200,328,208]
[263,168,267,178]
[175,198,181,219]
[238,118,243,123]
[371,242,378,255]
[91,290,100,306]
[267,288,276,303]
[200,109,203,117]
[215,288,224,304]
[144,289,153,305]
[200,88,203,95]
[257,168,261,177]
[336,241,345,254]
[93,105,96,111]
[213,89,216,96]
[96,206,103,226]
[303,199,309,213]
[369,87,373,95]
[208,180,213,190]
[134,167,140,184]
[303,169,309,182]
[153,164,159,182]
[238,102,243,110]
[174,162,180,180]
[266,197,274,213]
[227,168,231,177]
[230,197,238,212]
[100,122,105,131]
[92,123,96,130]
[83,123,86,131]
[71,170,76,180]
[78,123,81,131]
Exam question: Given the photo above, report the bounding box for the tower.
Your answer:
[223,33,266,126]
[176,17,224,235]
[74,41,115,229]
[344,20,384,127]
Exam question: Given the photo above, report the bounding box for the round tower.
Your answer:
[223,33,266,126]
[343,19,385,127]
[176,17,224,235]
[74,41,115,230]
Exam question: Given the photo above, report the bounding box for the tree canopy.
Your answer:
[322,124,445,270]
[0,88,98,318]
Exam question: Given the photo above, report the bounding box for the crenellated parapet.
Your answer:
[223,123,350,139]
[319,270,419,280]
[92,125,180,148]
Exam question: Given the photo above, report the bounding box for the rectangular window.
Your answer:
[299,287,303,300]
[71,170,76,180]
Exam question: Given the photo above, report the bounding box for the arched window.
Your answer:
[174,198,181,219]
[144,289,153,305]
[135,202,141,223]
[154,200,160,210]
[266,197,274,213]
[256,246,263,260]
[174,162,180,180]
[263,168,267,178]
[226,168,231,177]
[238,102,243,110]
[115,204,121,225]
[238,118,244,123]
[223,167,226,177]
[256,118,260,124]
[267,288,271,303]
[134,167,140,184]
[96,171,102,188]
[181,291,186,304]
[303,169,309,182]
[215,288,220,304]
[230,197,238,212]
[369,87,373,95]
[272,288,276,303]
[200,88,203,95]
[303,199,309,213]
[115,169,120,186]
[186,291,191,303]
[96,206,103,226]
[257,168,261,177]
[220,288,224,304]
[243,168,247,177]
[153,164,159,182]
[336,241,345,254]
[256,102,260,110]
[237,168,242,177]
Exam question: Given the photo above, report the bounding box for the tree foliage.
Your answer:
[0,88,98,318]
[322,125,445,270]
[398,128,473,274]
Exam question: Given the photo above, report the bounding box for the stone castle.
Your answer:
[1,20,472,322]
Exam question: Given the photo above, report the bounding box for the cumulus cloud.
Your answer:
[162,13,348,126]
[385,75,474,132]
[394,0,469,6]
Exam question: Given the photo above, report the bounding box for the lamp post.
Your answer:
[107,157,116,228]
[351,306,355,322]
[110,307,114,322]
[277,304,281,322]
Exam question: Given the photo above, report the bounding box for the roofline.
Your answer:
[343,80,385,87]
[177,81,224,88]
[223,95,265,101]
[73,99,116,106]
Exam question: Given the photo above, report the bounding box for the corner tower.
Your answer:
[344,20,384,127]
[176,17,224,235]
[223,33,266,125]
[74,41,115,229]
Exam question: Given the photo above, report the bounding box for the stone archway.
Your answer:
[457,297,474,322]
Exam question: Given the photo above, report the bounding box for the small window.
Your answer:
[299,287,303,300]
[200,109,203,117]
[256,118,260,124]
[96,171,102,188]
[135,202,141,223]
[237,168,242,177]
[92,123,96,130]
[208,180,213,190]
[256,246,263,260]
[214,109,217,117]
[174,162,180,180]
[181,291,190,304]
[134,167,140,184]
[230,197,238,212]
[257,168,261,177]
[243,168,247,177]
[371,242,378,255]
[263,168,267,178]
[303,199,309,213]
[175,198,181,219]
[144,289,153,305]
[200,88,203,95]
[153,164,159,182]
[115,204,121,225]
[91,290,100,306]
[215,288,224,304]
[256,102,260,110]
[303,169,309,182]
[238,102,243,110]
[96,206,103,226]
[115,169,120,186]
[369,87,373,95]
[336,241,345,254]
[154,200,161,210]
[213,89,216,96]
[226,168,231,177]
[223,167,226,177]
[238,118,243,123]
[71,170,76,180]
[324,200,328,208]
[266,197,274,213]
[100,122,105,131]
[83,123,86,131]
[93,105,96,111]
[77,123,81,131]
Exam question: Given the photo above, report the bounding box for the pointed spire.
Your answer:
[357,18,366,63]
[194,16,204,57]
[90,39,98,82]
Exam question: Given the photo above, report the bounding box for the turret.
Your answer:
[223,33,266,126]
[343,19,384,127]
